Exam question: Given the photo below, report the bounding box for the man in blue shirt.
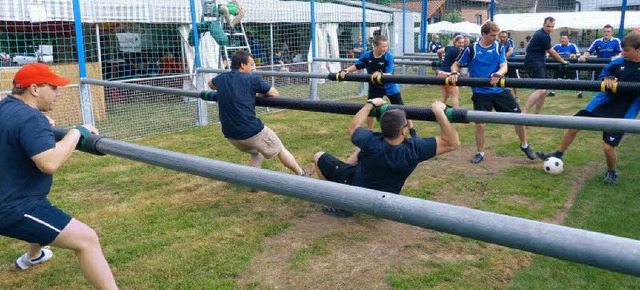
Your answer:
[548,34,582,98]
[208,50,310,180]
[450,21,537,164]
[314,98,460,217]
[521,17,570,114]
[429,34,444,53]
[499,31,520,101]
[579,24,623,81]
[0,63,117,289]
[537,32,640,184]
[340,35,419,138]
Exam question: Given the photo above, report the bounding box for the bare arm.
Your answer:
[547,48,567,64]
[339,65,359,79]
[265,87,279,97]
[431,101,460,155]
[506,47,514,58]
[31,125,98,174]
[207,79,216,90]
[348,98,384,136]
[436,47,446,60]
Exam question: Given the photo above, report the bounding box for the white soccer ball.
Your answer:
[543,157,564,175]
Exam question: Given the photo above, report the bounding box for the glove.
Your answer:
[74,125,92,151]
[559,61,570,70]
[200,90,218,102]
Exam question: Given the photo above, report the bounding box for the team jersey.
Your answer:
[456,41,506,94]
[552,43,580,56]
[587,37,622,58]
[585,57,640,119]
[354,50,400,96]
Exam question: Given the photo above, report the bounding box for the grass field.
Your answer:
[1,86,639,288]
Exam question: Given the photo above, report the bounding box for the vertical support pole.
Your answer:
[362,0,366,47]
[309,0,318,100]
[191,0,207,126]
[619,0,628,39]
[72,0,94,126]
[270,24,275,86]
[402,0,406,55]
[419,0,427,53]
[490,0,495,21]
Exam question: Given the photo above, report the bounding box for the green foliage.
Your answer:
[443,10,463,23]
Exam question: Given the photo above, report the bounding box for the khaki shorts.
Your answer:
[227,126,283,158]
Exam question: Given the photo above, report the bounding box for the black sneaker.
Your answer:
[521,145,536,160]
[321,205,353,218]
[536,151,556,161]
[470,153,484,164]
[548,91,556,97]
[577,92,583,98]
[604,170,618,184]
[409,128,420,138]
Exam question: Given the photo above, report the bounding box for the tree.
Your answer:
[443,10,463,23]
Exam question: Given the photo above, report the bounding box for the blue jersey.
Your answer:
[355,50,400,96]
[499,40,513,56]
[429,41,443,53]
[587,37,622,59]
[440,46,463,72]
[212,70,272,140]
[0,96,56,226]
[552,43,580,56]
[525,28,552,65]
[351,127,437,194]
[585,57,640,119]
[456,41,506,94]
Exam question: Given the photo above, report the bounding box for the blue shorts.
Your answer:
[0,199,72,245]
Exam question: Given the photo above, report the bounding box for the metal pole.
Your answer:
[51,127,640,277]
[72,0,95,126]
[619,0,628,39]
[419,0,427,53]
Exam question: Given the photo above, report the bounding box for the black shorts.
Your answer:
[520,62,547,78]
[506,68,518,79]
[575,110,624,147]
[472,90,522,113]
[317,153,356,185]
[553,69,579,80]
[368,92,405,105]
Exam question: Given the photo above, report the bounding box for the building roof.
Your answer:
[390,0,446,18]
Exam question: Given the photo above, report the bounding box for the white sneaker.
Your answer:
[15,246,53,270]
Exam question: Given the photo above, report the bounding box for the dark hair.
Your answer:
[380,109,407,138]
[373,35,388,46]
[481,21,500,35]
[603,24,614,30]
[621,31,640,49]
[543,16,555,24]
[11,79,27,95]
[525,35,531,40]
[231,50,253,70]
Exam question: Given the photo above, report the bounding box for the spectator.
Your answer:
[428,34,443,53]
[159,53,181,74]
[352,35,365,58]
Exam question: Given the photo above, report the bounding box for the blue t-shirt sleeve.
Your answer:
[597,58,620,80]
[499,45,506,64]
[552,44,561,52]
[457,47,470,66]
[351,127,373,148]
[415,137,437,162]
[252,76,272,94]
[20,113,55,158]
[615,39,623,54]
[384,53,394,74]
[587,40,599,54]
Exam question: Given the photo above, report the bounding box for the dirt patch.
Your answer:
[236,145,598,288]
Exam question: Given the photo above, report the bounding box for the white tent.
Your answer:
[494,11,640,31]
[414,21,481,37]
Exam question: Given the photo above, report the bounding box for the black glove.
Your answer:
[200,90,218,102]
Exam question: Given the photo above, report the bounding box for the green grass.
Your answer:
[1,87,639,288]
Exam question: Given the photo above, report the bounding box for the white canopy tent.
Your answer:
[494,11,640,31]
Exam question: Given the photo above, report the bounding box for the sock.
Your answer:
[30,250,45,262]
[477,152,485,157]
[520,144,529,149]
[300,170,306,177]
[554,151,564,159]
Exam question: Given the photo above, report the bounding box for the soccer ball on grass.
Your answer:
[543,157,564,175]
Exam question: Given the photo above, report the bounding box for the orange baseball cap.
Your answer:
[13,63,70,89]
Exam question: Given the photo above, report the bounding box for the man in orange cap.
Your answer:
[0,63,117,289]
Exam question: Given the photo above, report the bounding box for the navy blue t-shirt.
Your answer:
[0,96,55,225]
[212,70,272,140]
[440,46,463,73]
[525,28,552,65]
[351,127,437,194]
[354,51,400,96]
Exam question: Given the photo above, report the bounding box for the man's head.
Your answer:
[380,109,407,139]
[357,35,363,42]
[620,31,640,62]
[372,35,389,55]
[499,31,508,43]
[432,34,439,41]
[480,21,500,45]
[12,63,70,112]
[231,50,255,73]
[542,17,556,34]
[560,34,570,46]
[603,24,614,40]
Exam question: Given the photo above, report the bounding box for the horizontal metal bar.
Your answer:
[51,127,640,277]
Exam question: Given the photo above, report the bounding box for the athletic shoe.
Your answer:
[470,153,484,164]
[321,205,353,218]
[409,128,420,138]
[15,246,53,270]
[536,151,562,161]
[547,91,556,97]
[604,170,618,184]
[521,145,536,160]
[577,92,583,99]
